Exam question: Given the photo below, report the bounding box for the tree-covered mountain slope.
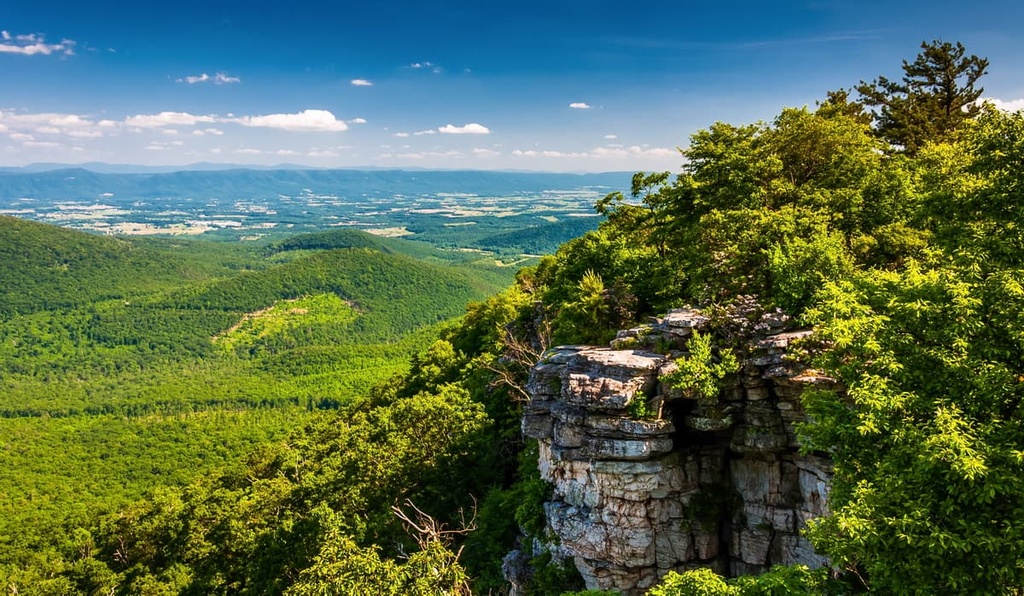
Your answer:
[0,215,256,317]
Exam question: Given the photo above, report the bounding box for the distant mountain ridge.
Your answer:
[0,166,633,201]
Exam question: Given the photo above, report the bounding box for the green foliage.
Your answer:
[626,394,656,419]
[731,565,837,595]
[476,217,603,255]
[524,552,586,596]
[0,215,254,317]
[649,568,739,596]
[662,331,739,401]
[650,565,836,596]
[793,109,1024,593]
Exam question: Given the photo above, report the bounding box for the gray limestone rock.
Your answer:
[507,307,833,595]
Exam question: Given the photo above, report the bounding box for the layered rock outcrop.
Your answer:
[517,305,833,594]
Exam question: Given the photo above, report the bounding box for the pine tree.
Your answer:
[856,40,988,153]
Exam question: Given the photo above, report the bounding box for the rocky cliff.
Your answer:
[513,304,833,594]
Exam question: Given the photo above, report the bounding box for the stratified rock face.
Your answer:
[519,306,834,595]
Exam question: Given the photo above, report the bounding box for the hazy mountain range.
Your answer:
[0,165,633,202]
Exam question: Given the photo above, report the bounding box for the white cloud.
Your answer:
[162,129,179,135]
[394,132,410,138]
[1,111,97,132]
[233,109,348,132]
[24,140,60,148]
[276,149,299,156]
[408,61,443,73]
[512,149,587,158]
[98,120,118,128]
[36,126,60,134]
[438,123,490,135]
[0,123,7,132]
[512,145,680,161]
[49,114,88,127]
[591,145,679,159]
[473,148,500,158]
[178,72,241,84]
[67,130,103,139]
[125,111,216,128]
[413,129,437,136]
[604,134,618,140]
[191,127,225,136]
[10,133,35,142]
[307,149,340,158]
[0,32,76,56]
[348,117,367,124]
[569,102,592,109]
[209,148,222,154]
[350,79,373,87]
[985,97,1024,112]
[234,148,262,155]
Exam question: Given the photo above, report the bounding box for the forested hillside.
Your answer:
[6,40,1024,595]
[0,222,511,589]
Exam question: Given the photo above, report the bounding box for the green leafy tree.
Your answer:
[856,40,988,153]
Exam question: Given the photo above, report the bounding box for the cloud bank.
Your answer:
[0,31,76,56]
[438,123,490,134]
[233,109,348,132]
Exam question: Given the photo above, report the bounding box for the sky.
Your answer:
[2,0,1023,172]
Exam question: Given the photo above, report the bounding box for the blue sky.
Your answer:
[2,0,1023,172]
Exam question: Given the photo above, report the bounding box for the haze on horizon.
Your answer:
[3,0,1024,173]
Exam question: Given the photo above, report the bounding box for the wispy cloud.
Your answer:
[231,109,348,132]
[438,123,490,135]
[192,128,225,136]
[569,102,592,109]
[413,129,437,136]
[0,110,107,140]
[604,134,618,140]
[125,111,217,128]
[473,148,501,158]
[66,130,102,139]
[512,149,587,158]
[350,79,373,86]
[347,117,367,124]
[394,132,410,138]
[0,31,76,56]
[513,145,679,160]
[177,72,241,84]
[409,61,443,74]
